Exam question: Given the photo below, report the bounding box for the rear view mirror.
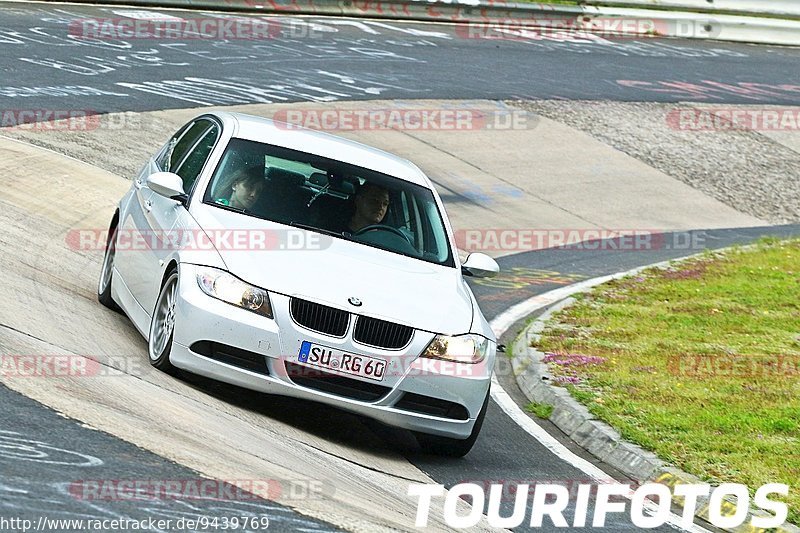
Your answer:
[462,253,499,278]
[147,172,187,204]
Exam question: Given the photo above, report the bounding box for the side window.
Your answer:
[173,123,219,192]
[156,120,210,174]
[156,123,190,171]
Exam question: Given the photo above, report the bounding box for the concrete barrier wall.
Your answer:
[582,0,800,18]
[40,0,800,45]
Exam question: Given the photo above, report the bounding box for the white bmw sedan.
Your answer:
[98,112,499,456]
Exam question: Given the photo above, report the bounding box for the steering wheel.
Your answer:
[354,224,412,244]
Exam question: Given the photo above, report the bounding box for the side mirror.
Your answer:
[147,172,188,205]
[462,252,500,278]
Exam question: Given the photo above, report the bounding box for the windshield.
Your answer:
[203,138,455,268]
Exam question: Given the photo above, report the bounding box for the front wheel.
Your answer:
[414,390,490,458]
[97,224,121,312]
[148,270,179,374]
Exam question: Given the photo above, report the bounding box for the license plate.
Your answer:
[296,341,386,382]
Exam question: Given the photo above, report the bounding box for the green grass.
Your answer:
[526,402,555,419]
[535,239,800,525]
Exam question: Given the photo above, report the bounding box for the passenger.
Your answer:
[337,182,390,234]
[216,165,266,211]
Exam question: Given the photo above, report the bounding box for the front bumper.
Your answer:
[171,264,493,439]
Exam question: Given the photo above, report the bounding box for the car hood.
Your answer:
[192,207,474,334]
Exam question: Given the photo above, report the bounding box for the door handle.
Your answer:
[144,200,152,212]
[134,178,144,189]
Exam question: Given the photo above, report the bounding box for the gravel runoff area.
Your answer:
[3,100,798,224]
[0,111,179,180]
[510,100,800,225]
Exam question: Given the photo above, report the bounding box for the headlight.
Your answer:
[195,266,273,318]
[421,334,490,364]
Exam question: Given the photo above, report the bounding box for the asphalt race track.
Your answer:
[1,2,799,532]
[1,2,800,115]
[0,385,340,532]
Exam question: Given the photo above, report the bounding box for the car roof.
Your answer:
[209,111,432,188]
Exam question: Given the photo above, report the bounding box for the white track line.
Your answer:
[488,261,710,532]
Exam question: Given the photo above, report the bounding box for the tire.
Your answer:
[148,269,179,374]
[415,390,490,458]
[97,222,121,312]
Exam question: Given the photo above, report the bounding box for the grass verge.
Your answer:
[526,402,554,419]
[535,238,800,525]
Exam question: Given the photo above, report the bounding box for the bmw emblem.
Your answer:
[348,297,362,307]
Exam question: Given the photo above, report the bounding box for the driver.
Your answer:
[338,182,390,234]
